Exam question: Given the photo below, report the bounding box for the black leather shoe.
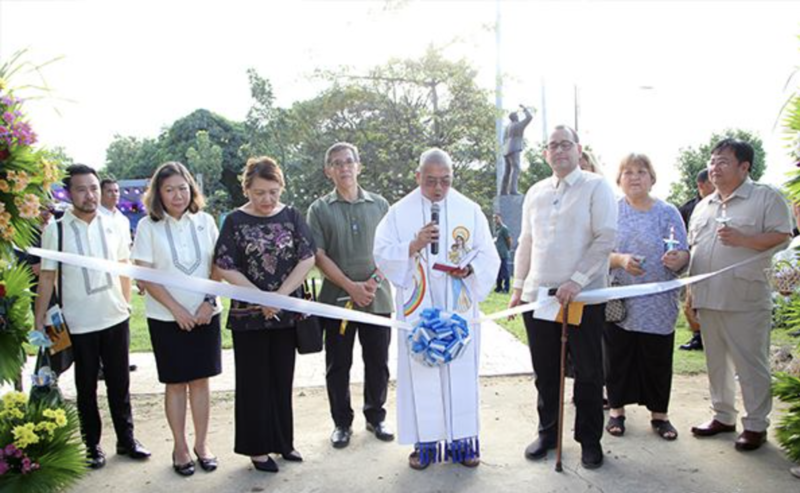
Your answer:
[581,443,604,469]
[252,456,278,473]
[691,419,736,437]
[330,426,352,449]
[281,450,303,462]
[735,430,767,451]
[116,439,151,459]
[194,448,218,472]
[366,421,395,442]
[86,445,106,469]
[524,437,555,461]
[679,333,703,351]
[172,453,195,477]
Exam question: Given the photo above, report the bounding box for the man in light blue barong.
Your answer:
[374,148,500,470]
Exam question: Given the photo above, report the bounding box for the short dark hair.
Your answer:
[696,169,709,183]
[143,162,205,221]
[100,177,118,190]
[553,124,580,144]
[711,138,754,167]
[63,164,99,191]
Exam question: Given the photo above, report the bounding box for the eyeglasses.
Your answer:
[547,140,576,152]
[423,176,452,187]
[328,157,358,168]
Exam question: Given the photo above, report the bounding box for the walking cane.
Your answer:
[555,302,569,473]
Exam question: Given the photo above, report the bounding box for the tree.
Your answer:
[103,135,164,179]
[244,47,498,214]
[668,129,766,206]
[519,142,552,193]
[185,130,223,191]
[159,109,248,206]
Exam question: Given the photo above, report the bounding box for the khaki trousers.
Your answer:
[696,309,772,432]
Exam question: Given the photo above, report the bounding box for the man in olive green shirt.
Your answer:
[307,142,394,449]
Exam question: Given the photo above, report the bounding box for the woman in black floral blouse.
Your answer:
[214,156,315,473]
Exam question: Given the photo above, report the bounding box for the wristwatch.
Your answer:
[203,295,218,308]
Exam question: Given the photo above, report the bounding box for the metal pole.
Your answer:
[495,0,504,199]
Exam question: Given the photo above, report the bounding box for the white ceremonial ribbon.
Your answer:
[479,248,776,323]
[28,247,414,331]
[29,246,776,331]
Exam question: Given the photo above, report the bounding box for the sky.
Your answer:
[1,0,799,197]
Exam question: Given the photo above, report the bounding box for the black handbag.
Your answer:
[605,276,627,324]
[295,279,323,355]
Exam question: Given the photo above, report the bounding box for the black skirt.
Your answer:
[603,322,675,413]
[148,314,222,384]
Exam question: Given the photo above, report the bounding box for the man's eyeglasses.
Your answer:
[547,140,576,152]
[328,157,358,168]
[424,176,452,187]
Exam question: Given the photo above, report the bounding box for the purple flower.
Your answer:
[2,112,14,124]
[0,459,8,476]
[4,444,17,457]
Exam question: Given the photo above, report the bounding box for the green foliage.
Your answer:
[667,129,766,206]
[244,47,498,215]
[185,130,224,213]
[0,394,86,493]
[773,291,800,332]
[0,263,33,385]
[104,109,248,210]
[519,142,552,193]
[773,373,800,462]
[103,134,164,180]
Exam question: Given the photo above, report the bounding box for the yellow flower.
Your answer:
[0,180,9,193]
[0,210,11,230]
[1,223,15,241]
[35,420,57,438]
[0,407,24,421]
[43,408,67,427]
[2,391,27,409]
[12,422,39,449]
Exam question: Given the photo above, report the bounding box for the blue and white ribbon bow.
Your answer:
[408,308,471,367]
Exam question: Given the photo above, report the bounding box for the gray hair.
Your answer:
[324,142,360,167]
[417,148,453,173]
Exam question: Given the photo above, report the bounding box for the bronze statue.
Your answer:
[501,105,533,195]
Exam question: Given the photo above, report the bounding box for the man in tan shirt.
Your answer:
[688,138,792,451]
[509,125,617,469]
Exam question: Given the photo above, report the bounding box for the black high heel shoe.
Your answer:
[172,453,195,477]
[194,448,218,472]
[251,456,278,473]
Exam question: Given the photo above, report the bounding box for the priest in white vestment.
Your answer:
[374,148,500,470]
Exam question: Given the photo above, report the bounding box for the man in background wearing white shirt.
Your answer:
[100,178,132,245]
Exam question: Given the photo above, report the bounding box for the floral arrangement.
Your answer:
[775,39,800,466]
[0,265,33,386]
[0,391,84,493]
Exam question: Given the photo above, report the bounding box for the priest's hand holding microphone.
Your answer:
[409,204,472,279]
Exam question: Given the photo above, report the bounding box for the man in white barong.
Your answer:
[374,148,500,470]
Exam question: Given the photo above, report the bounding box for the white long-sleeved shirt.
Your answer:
[513,167,617,302]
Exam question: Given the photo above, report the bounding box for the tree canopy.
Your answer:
[667,129,766,206]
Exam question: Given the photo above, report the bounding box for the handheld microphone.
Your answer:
[430,203,440,255]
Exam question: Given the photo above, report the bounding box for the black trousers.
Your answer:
[524,304,605,447]
[71,319,135,448]
[232,328,296,456]
[604,322,675,413]
[323,315,391,428]
[495,259,510,293]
